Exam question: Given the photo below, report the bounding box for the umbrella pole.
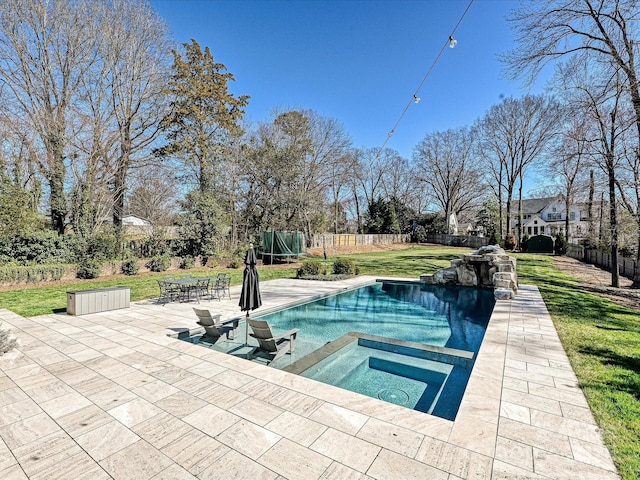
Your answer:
[245,312,249,347]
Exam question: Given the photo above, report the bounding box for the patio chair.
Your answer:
[247,318,299,364]
[193,308,238,341]
[195,278,210,301]
[211,273,231,301]
[157,280,180,304]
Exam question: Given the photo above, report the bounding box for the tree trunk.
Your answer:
[48,137,67,234]
[587,170,594,242]
[564,194,571,244]
[607,156,620,288]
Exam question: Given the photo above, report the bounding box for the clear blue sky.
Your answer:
[151,0,548,161]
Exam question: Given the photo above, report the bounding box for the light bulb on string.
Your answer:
[449,35,457,48]
[413,94,421,104]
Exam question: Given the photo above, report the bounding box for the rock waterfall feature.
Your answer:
[420,245,518,300]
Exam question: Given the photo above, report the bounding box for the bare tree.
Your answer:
[98,0,173,231]
[0,0,100,233]
[413,127,483,233]
[615,121,640,287]
[242,109,351,239]
[477,95,561,243]
[127,168,179,227]
[548,115,591,243]
[505,0,640,285]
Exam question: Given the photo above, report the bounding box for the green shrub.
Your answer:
[0,264,67,284]
[228,258,242,269]
[297,260,324,278]
[0,231,74,265]
[76,257,102,279]
[179,256,195,269]
[333,258,357,275]
[554,231,567,255]
[147,255,171,272]
[120,257,140,276]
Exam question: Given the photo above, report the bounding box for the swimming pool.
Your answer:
[254,280,495,420]
[183,280,495,420]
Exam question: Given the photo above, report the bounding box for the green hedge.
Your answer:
[0,264,67,284]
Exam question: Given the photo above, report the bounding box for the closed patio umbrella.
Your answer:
[239,244,262,346]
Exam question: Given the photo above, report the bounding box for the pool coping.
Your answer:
[0,276,621,479]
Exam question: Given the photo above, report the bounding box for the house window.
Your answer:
[527,226,532,234]
[534,226,538,234]
[534,220,538,225]
[552,207,556,212]
[570,211,575,220]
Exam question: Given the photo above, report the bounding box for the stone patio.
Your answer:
[0,277,620,479]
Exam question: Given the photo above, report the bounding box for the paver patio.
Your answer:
[0,276,620,479]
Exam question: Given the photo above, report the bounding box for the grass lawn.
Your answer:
[0,245,638,478]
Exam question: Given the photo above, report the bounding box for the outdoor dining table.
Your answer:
[165,277,211,303]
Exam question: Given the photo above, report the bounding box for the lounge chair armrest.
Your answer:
[272,328,299,341]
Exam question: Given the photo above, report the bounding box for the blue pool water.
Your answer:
[257,281,494,352]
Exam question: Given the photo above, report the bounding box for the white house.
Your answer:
[511,195,589,243]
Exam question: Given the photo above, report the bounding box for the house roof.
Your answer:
[520,196,559,214]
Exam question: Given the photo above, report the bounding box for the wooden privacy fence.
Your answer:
[424,234,490,249]
[309,233,410,248]
[567,244,637,279]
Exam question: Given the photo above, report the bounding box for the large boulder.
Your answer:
[421,245,518,299]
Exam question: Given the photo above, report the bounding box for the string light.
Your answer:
[379,0,474,152]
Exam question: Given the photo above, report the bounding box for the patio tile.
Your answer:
[310,428,380,473]
[216,419,281,460]
[0,386,29,408]
[132,379,180,403]
[200,449,278,480]
[533,448,620,479]
[366,448,448,480]
[99,439,173,480]
[415,436,493,478]
[150,464,198,480]
[86,382,138,410]
[228,396,284,426]
[108,397,164,428]
[569,437,618,472]
[498,417,572,457]
[29,451,109,480]
[501,388,562,416]
[320,462,374,480]
[160,430,229,475]
[494,436,534,471]
[356,417,423,457]
[0,463,29,479]
[448,416,498,457]
[530,409,603,444]
[133,411,193,450]
[1,412,63,450]
[56,404,113,437]
[12,431,83,477]
[182,404,241,437]
[500,401,531,424]
[39,391,92,419]
[153,391,208,418]
[75,420,140,461]
[307,403,369,435]
[259,438,332,480]
[491,459,547,479]
[264,411,328,447]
